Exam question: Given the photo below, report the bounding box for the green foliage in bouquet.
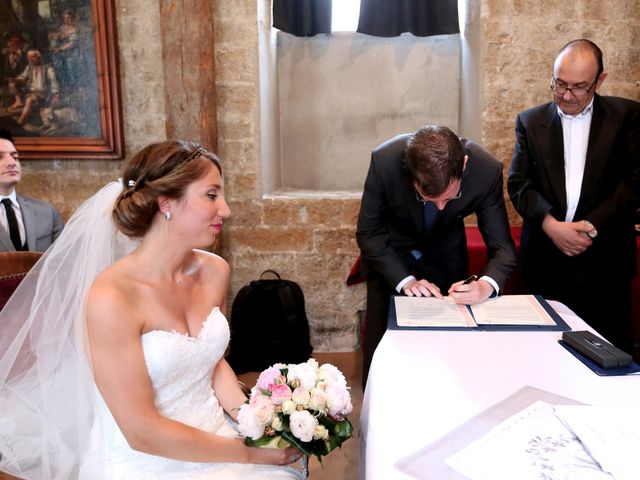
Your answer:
[244,411,353,461]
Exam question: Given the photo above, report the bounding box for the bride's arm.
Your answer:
[211,358,248,422]
[85,280,295,466]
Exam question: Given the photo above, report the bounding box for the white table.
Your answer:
[360,301,640,480]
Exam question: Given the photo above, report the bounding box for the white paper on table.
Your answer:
[554,404,640,480]
[445,401,612,480]
[470,295,556,326]
[393,296,476,327]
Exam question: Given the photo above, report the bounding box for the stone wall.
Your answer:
[478,0,640,223]
[15,0,640,351]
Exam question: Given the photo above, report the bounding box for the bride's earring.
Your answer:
[165,211,172,221]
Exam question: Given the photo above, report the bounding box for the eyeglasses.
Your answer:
[550,76,598,98]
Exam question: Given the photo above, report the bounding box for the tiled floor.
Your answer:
[238,351,363,480]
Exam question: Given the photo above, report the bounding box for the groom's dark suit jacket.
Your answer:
[508,94,640,351]
[357,134,516,293]
[356,133,516,386]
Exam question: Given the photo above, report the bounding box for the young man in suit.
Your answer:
[357,124,516,387]
[0,130,63,252]
[508,39,640,354]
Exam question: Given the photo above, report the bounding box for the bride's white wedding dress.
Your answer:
[80,307,301,480]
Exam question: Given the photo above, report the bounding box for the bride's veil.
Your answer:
[0,180,139,479]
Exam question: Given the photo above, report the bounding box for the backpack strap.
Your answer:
[259,269,282,280]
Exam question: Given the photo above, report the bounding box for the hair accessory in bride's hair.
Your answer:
[184,146,207,163]
[126,177,144,191]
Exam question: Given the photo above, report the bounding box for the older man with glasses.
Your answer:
[357,124,516,388]
[508,39,640,355]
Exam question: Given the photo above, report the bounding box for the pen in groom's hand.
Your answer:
[462,274,478,285]
[453,275,478,293]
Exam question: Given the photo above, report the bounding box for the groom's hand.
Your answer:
[402,279,442,298]
[448,279,494,305]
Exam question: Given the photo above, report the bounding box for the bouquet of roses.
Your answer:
[237,358,353,461]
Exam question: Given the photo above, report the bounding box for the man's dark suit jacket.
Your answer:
[0,194,63,252]
[357,134,516,293]
[508,94,640,351]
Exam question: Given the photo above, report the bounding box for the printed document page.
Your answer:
[445,401,612,479]
[394,296,476,327]
[470,295,556,326]
[554,404,640,480]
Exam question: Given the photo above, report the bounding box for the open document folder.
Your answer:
[389,295,570,331]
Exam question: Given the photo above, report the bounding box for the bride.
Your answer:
[0,141,303,479]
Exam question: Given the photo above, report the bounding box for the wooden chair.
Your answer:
[0,251,43,311]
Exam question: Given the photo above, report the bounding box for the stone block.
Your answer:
[216,118,254,141]
[314,229,358,255]
[213,0,257,21]
[224,171,257,198]
[262,198,304,225]
[215,47,257,84]
[305,199,347,226]
[230,227,312,252]
[218,140,259,167]
[226,200,263,227]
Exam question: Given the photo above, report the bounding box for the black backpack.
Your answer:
[226,270,313,373]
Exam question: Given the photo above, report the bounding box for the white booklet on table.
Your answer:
[392,294,567,331]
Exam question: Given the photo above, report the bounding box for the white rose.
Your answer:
[308,387,328,412]
[318,363,347,388]
[253,396,276,426]
[281,399,297,415]
[237,404,266,440]
[291,387,310,408]
[289,410,318,443]
[326,385,353,419]
[271,415,284,431]
[287,362,318,391]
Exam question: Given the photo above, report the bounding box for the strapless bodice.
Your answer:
[80,308,301,479]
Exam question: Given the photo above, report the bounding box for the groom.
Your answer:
[356,125,516,387]
[0,129,63,252]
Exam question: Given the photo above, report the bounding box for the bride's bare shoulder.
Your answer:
[86,259,143,329]
[193,249,230,278]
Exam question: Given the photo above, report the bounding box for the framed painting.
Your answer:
[0,0,122,159]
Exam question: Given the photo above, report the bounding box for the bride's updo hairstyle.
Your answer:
[114,140,222,237]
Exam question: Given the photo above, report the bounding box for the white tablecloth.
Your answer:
[359,301,640,479]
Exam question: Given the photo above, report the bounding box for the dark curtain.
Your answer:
[272,0,332,37]
[357,0,459,37]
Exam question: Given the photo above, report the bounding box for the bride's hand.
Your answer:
[247,445,303,466]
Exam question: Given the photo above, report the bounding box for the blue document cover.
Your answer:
[387,294,570,332]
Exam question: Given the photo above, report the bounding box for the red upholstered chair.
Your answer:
[465,226,525,295]
[0,251,43,311]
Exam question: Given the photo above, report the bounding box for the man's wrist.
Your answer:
[479,275,499,298]
[396,275,416,293]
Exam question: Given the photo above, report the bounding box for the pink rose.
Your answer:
[256,366,283,393]
[269,383,293,405]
